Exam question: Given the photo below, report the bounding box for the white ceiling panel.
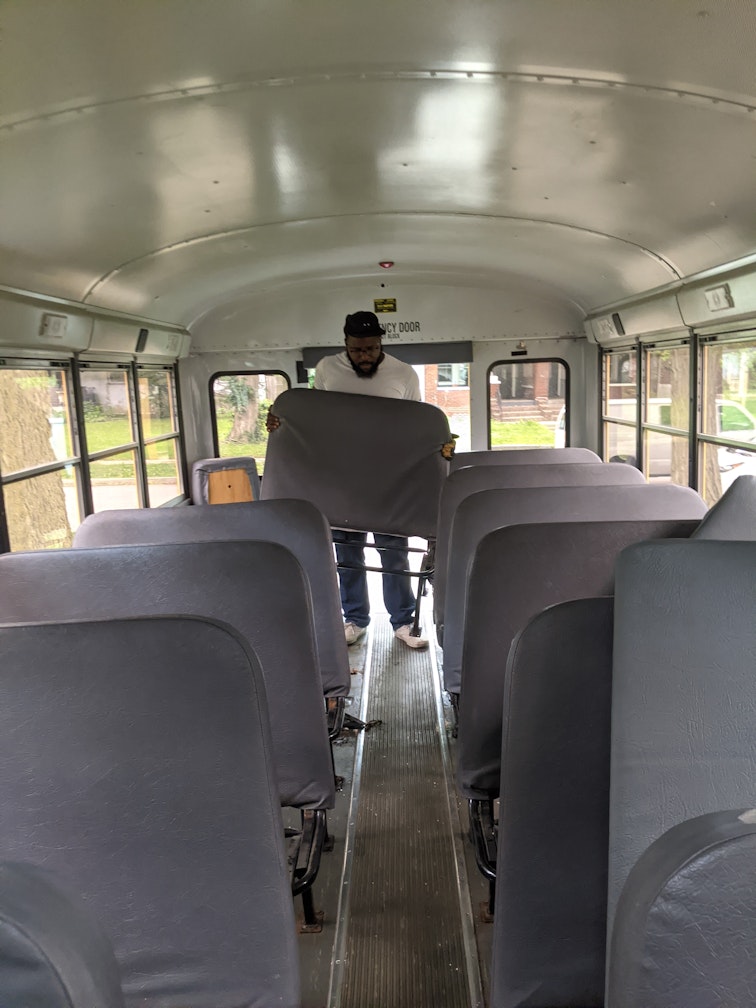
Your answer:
[2,0,756,334]
[82,214,677,326]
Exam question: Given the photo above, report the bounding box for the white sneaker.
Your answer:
[394,624,428,650]
[344,622,367,646]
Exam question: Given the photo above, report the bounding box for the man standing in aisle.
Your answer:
[313,310,429,650]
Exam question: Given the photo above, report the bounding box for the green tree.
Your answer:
[224,376,260,444]
[0,372,72,550]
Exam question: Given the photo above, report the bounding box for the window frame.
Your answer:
[209,369,291,471]
[436,363,469,388]
[486,357,569,451]
[0,356,187,553]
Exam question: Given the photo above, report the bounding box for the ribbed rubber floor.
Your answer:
[339,619,472,1007]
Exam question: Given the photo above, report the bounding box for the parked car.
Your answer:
[555,400,756,487]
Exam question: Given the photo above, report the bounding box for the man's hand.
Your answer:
[441,434,459,460]
[266,410,281,433]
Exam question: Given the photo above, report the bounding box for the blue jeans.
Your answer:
[335,531,416,631]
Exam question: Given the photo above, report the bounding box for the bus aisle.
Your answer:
[296,577,487,1008]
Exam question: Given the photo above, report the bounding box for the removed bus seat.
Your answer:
[261,388,451,633]
[690,473,756,539]
[73,499,350,731]
[191,455,261,503]
[0,541,334,928]
[607,539,756,934]
[261,388,450,539]
[490,597,614,1008]
[0,615,300,1008]
[443,484,706,702]
[607,809,756,1008]
[433,461,645,643]
[449,446,600,473]
[0,861,125,1008]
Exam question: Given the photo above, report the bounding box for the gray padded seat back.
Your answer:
[0,861,125,1008]
[456,516,703,799]
[0,616,300,1008]
[73,499,349,697]
[492,597,614,1008]
[691,474,756,539]
[0,542,333,811]
[191,455,261,503]
[434,462,646,633]
[261,388,451,538]
[607,810,756,1008]
[449,446,601,473]
[608,539,756,931]
[443,484,706,697]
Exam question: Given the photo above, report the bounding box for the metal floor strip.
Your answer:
[428,637,486,1008]
[336,617,481,1007]
[328,625,375,1008]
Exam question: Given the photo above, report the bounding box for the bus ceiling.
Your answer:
[2,1,756,351]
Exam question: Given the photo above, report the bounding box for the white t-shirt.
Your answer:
[313,351,421,401]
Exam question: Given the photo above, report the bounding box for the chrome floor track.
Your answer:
[336,619,481,1008]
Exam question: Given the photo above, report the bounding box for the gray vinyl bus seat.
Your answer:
[261,388,451,539]
[456,514,706,802]
[490,597,614,1008]
[434,462,646,640]
[443,484,706,700]
[191,455,261,503]
[607,539,756,934]
[449,446,601,473]
[0,615,300,1008]
[691,474,756,539]
[73,499,350,700]
[0,861,125,1008]
[0,541,333,813]
[607,809,756,1008]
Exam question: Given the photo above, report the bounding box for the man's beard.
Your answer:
[348,352,385,378]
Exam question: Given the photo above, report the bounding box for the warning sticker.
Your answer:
[374,298,397,313]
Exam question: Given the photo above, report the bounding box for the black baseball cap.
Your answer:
[343,311,385,338]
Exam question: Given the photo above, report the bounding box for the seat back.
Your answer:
[0,861,125,1008]
[608,539,756,930]
[443,484,706,696]
[73,499,349,697]
[191,456,261,503]
[607,810,756,1008]
[449,446,601,472]
[261,388,451,538]
[491,597,614,1008]
[0,615,300,1007]
[434,462,646,635]
[691,474,756,539]
[456,516,703,799]
[0,541,333,811]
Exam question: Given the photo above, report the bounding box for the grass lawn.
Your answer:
[215,415,269,462]
[84,416,179,476]
[83,413,270,474]
[489,419,555,447]
[84,416,174,452]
